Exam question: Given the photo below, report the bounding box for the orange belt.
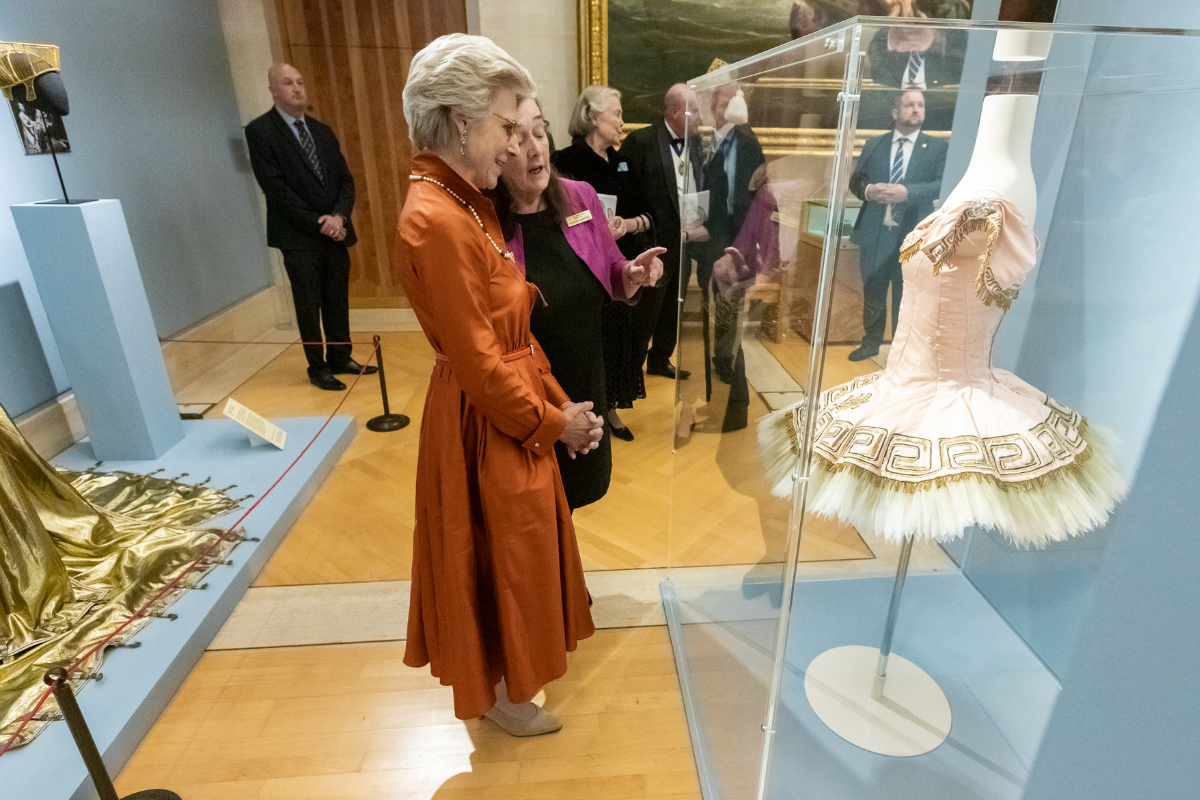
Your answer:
[434,343,535,366]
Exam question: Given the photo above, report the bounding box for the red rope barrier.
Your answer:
[159,337,380,346]
[0,356,378,757]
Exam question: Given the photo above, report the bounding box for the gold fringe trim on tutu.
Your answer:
[900,199,1017,310]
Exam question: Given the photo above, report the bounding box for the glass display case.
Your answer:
[661,16,1200,800]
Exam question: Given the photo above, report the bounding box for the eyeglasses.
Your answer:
[493,112,518,139]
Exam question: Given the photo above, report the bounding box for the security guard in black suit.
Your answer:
[848,89,948,361]
[245,63,375,390]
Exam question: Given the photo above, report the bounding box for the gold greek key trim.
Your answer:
[816,420,1096,494]
[578,0,608,91]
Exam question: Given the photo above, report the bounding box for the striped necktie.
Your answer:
[890,136,907,183]
[904,50,926,88]
[884,136,907,228]
[294,119,325,183]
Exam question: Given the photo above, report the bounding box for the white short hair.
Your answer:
[567,85,621,139]
[403,34,535,151]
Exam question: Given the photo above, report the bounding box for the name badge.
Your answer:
[566,210,593,227]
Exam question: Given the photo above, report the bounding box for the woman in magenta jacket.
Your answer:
[494,97,663,510]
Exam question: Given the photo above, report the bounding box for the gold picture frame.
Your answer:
[577,0,607,90]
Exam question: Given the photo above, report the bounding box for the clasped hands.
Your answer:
[866,183,909,204]
[318,213,347,241]
[559,401,604,459]
[621,247,666,297]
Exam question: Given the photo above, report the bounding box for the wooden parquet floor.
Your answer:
[115,628,702,800]
[114,321,888,800]
[195,330,873,587]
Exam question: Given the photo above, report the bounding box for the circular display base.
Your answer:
[804,645,951,757]
[367,413,410,432]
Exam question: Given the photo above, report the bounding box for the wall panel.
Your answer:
[273,0,468,307]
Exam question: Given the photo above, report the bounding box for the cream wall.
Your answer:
[215,0,294,329]
[474,0,579,145]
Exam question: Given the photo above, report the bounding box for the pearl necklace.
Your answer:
[409,175,515,261]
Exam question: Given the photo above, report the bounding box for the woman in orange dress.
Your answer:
[394,34,603,736]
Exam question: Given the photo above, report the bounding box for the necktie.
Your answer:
[890,137,906,183]
[904,50,926,88]
[294,119,325,183]
[884,137,907,228]
[670,137,684,157]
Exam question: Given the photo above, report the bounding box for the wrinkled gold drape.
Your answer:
[0,406,241,748]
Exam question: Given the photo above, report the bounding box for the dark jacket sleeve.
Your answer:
[849,136,880,201]
[325,127,355,221]
[616,131,652,224]
[905,137,948,208]
[245,122,322,234]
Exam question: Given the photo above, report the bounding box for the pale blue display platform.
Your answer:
[0,416,355,800]
[664,571,1061,800]
[11,200,183,460]
[769,574,1060,800]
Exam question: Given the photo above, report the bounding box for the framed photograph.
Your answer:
[9,97,70,156]
[578,0,973,124]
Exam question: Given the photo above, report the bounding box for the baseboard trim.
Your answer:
[15,393,85,460]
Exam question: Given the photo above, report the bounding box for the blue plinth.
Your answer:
[0,415,355,800]
[11,200,183,460]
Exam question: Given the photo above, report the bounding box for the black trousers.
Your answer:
[281,241,352,369]
[860,253,903,349]
[648,247,686,369]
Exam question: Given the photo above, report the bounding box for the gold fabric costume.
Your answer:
[0,406,241,748]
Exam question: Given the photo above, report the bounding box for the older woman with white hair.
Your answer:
[552,85,652,440]
[394,33,602,736]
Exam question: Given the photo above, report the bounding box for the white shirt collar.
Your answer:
[665,120,685,141]
[893,128,920,143]
[715,122,735,141]
[277,106,305,128]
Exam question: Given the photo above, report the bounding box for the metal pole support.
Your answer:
[366,334,409,433]
[875,537,914,680]
[44,668,181,800]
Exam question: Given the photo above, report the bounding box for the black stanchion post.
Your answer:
[44,668,181,800]
[367,334,410,432]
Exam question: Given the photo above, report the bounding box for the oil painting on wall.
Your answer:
[594,0,973,123]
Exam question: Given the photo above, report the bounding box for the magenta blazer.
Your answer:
[505,178,635,302]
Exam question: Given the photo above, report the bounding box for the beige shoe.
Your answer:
[483,704,563,736]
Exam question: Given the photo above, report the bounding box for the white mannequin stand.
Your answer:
[803,31,1045,757]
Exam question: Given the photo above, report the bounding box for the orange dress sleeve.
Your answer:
[402,206,566,450]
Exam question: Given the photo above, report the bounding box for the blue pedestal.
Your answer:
[11,200,183,460]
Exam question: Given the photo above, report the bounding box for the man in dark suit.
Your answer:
[617,84,706,380]
[245,63,375,390]
[866,28,966,93]
[848,89,948,361]
[701,82,765,387]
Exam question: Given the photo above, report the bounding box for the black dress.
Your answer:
[518,209,612,510]
[552,140,646,410]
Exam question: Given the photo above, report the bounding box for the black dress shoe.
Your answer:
[646,362,691,380]
[329,358,378,375]
[609,424,635,442]
[308,367,346,391]
[848,345,879,362]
